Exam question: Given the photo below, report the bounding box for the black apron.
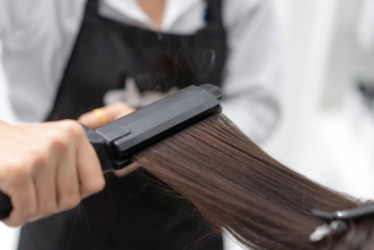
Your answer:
[18,0,227,249]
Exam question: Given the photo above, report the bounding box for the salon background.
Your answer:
[1,0,374,249]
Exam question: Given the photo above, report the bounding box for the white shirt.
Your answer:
[0,0,282,143]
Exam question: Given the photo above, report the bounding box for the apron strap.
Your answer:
[85,0,100,17]
[204,0,224,26]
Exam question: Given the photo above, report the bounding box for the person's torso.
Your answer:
[1,0,219,122]
[17,0,227,249]
[47,0,227,120]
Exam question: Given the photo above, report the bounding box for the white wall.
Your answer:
[267,0,374,201]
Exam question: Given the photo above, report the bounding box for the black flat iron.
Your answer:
[0,84,222,219]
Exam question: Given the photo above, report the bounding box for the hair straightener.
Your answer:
[0,84,222,220]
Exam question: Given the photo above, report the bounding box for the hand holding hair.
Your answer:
[0,120,105,227]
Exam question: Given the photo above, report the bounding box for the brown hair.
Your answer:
[134,112,369,249]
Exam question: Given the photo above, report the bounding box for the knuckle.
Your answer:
[22,206,37,220]
[60,196,80,210]
[46,120,84,153]
[29,154,48,173]
[6,158,28,173]
[59,185,80,209]
[23,143,51,170]
[82,178,105,195]
[62,120,84,137]
[7,165,32,186]
[39,203,57,217]
[49,135,69,154]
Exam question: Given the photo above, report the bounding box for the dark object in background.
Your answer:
[357,79,374,113]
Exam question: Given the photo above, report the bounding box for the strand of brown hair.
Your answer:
[134,112,365,249]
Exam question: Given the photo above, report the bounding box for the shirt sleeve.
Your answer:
[0,0,28,38]
[221,0,282,144]
[0,0,49,39]
[0,0,9,37]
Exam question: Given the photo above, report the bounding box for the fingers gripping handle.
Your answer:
[0,84,223,220]
[0,127,112,220]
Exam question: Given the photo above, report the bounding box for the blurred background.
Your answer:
[1,0,374,249]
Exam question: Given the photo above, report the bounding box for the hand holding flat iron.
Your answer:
[0,120,105,227]
[78,102,139,177]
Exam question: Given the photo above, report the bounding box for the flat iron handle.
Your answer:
[0,129,114,220]
[0,84,223,220]
[0,194,11,219]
